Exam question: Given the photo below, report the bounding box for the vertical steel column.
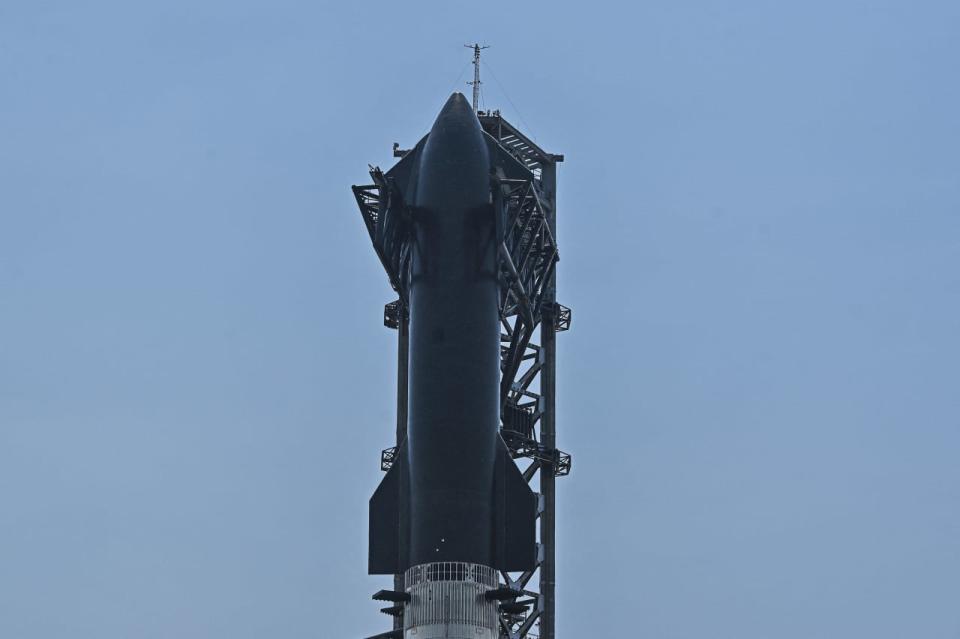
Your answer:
[540,323,556,639]
[539,163,558,639]
[394,307,409,632]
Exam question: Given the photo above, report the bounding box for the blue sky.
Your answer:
[1,1,958,637]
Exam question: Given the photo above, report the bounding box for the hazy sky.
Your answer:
[2,1,958,638]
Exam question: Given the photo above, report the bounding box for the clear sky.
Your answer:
[1,1,958,638]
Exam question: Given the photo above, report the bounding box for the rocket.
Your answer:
[364,93,538,636]
[369,92,536,572]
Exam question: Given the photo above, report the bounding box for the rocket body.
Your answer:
[369,93,536,574]
[407,94,501,567]
[365,93,537,639]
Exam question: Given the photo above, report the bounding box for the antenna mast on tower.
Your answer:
[465,43,489,112]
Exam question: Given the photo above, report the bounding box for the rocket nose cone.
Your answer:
[442,91,473,114]
[416,92,489,210]
[430,92,480,134]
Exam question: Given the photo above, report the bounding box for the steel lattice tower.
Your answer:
[352,101,570,639]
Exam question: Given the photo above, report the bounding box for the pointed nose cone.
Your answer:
[432,92,478,132]
[416,93,490,210]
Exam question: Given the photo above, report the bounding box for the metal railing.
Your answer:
[403,562,498,632]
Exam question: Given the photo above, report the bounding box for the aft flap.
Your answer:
[492,435,538,571]
[368,440,409,575]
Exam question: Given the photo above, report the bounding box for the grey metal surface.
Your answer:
[404,562,498,639]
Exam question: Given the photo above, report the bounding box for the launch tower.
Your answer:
[351,67,570,639]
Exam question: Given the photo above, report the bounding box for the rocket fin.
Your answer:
[368,439,409,575]
[493,435,538,571]
[384,135,427,202]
